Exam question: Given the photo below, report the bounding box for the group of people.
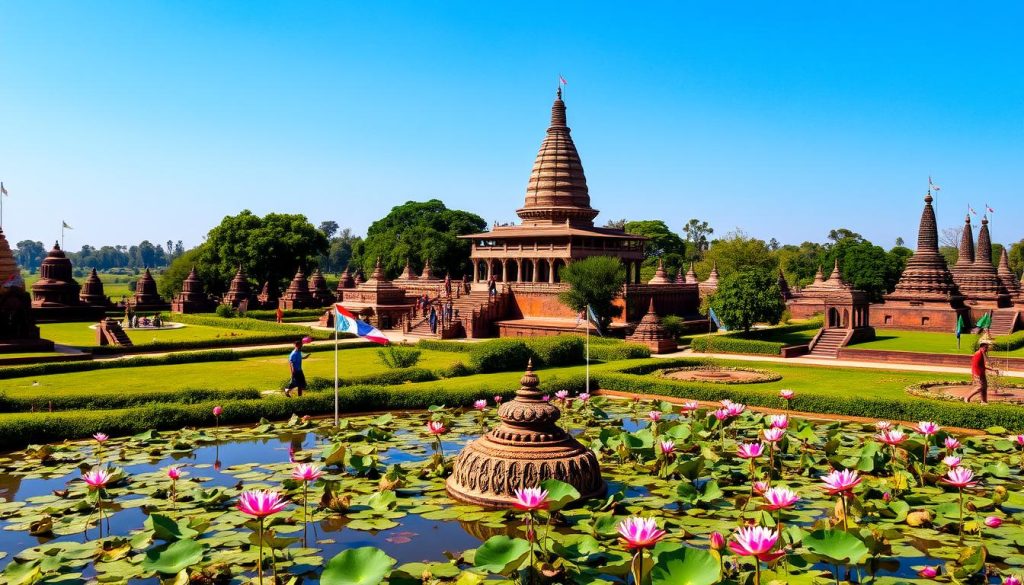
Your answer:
[427,299,457,334]
[123,309,162,329]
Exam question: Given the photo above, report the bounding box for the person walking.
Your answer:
[284,339,308,397]
[429,306,438,334]
[444,274,452,298]
[275,306,284,323]
[965,338,998,403]
[488,275,497,299]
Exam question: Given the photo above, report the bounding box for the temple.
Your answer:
[458,90,703,337]
[336,258,412,330]
[279,268,317,309]
[222,265,253,309]
[31,242,103,321]
[788,261,852,320]
[132,268,170,312]
[79,268,110,308]
[171,267,216,313]
[0,229,51,352]
[950,215,1011,311]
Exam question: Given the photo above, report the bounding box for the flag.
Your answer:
[559,75,568,86]
[62,221,73,229]
[0,182,7,196]
[928,176,940,191]
[709,307,727,331]
[986,203,995,213]
[968,206,977,216]
[976,312,992,330]
[334,304,388,344]
[586,304,603,336]
[955,314,964,340]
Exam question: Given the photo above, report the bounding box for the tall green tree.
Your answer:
[699,230,777,280]
[625,220,687,280]
[558,256,626,332]
[774,241,827,287]
[1009,239,1024,277]
[824,238,905,302]
[353,199,485,278]
[682,219,714,260]
[708,268,785,333]
[196,210,329,294]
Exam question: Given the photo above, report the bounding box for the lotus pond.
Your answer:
[1,395,1024,585]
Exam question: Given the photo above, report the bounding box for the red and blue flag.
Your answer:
[334,304,388,345]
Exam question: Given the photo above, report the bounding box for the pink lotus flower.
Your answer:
[985,516,1003,528]
[729,526,783,561]
[212,406,223,417]
[769,414,789,429]
[1005,576,1022,585]
[918,566,938,578]
[542,395,550,402]
[301,336,313,344]
[82,468,112,490]
[555,390,569,400]
[915,421,940,436]
[93,433,108,443]
[659,440,675,455]
[821,469,862,495]
[942,467,978,489]
[494,395,503,404]
[876,429,907,446]
[942,455,962,468]
[292,463,323,483]
[944,437,961,451]
[167,466,183,480]
[709,531,725,550]
[875,421,892,431]
[681,401,699,413]
[1013,434,1024,446]
[753,480,770,495]
[762,486,800,511]
[725,402,746,417]
[648,410,662,422]
[578,393,591,402]
[426,421,446,435]
[713,409,729,421]
[237,489,288,518]
[763,428,785,443]
[617,517,666,551]
[737,442,765,459]
[473,399,487,410]
[779,389,795,400]
[513,487,549,511]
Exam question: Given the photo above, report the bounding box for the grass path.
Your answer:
[849,329,1024,356]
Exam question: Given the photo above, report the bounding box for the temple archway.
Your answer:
[552,259,566,283]
[506,260,519,283]
[828,308,841,328]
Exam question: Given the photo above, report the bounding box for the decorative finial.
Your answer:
[557,86,562,100]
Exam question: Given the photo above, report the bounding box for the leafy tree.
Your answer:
[624,220,686,259]
[603,218,627,230]
[682,219,714,260]
[699,230,777,280]
[158,247,204,299]
[827,228,863,243]
[988,243,1004,268]
[197,210,329,294]
[326,228,361,273]
[708,268,785,333]
[824,239,904,302]
[895,236,905,247]
[14,240,46,271]
[774,241,826,287]
[319,221,340,239]
[558,256,626,332]
[1009,240,1024,277]
[353,200,485,278]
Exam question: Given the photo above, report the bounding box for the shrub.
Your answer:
[245,308,327,321]
[377,345,422,369]
[169,313,335,337]
[215,304,236,318]
[468,339,533,373]
[589,342,651,361]
[994,330,1024,352]
[524,336,584,367]
[690,336,785,356]
[416,339,471,353]
[660,315,687,339]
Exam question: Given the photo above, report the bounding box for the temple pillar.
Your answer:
[473,260,479,283]
[548,258,556,284]
[517,259,524,283]
[533,260,540,283]
[486,260,493,281]
[501,259,508,282]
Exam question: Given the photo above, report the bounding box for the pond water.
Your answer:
[0,398,1020,583]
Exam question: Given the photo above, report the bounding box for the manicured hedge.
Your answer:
[417,336,641,369]
[169,313,335,337]
[690,336,786,355]
[740,319,822,340]
[994,330,1024,352]
[0,387,261,414]
[468,339,534,372]
[589,342,651,361]
[415,339,471,353]
[243,308,328,321]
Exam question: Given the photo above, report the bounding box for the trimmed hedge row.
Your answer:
[994,330,1024,352]
[415,339,471,353]
[90,333,331,356]
[589,342,651,361]
[169,313,335,337]
[0,387,261,414]
[590,371,1023,430]
[690,336,786,355]
[243,308,328,321]
[739,318,822,340]
[0,374,587,448]
[416,336,648,370]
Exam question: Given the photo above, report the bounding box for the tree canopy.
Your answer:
[708,268,785,333]
[1009,240,1024,277]
[682,219,714,260]
[558,256,626,332]
[194,210,329,294]
[698,230,777,280]
[625,220,687,281]
[352,199,485,279]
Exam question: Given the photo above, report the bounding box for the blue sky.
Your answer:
[2,1,1021,252]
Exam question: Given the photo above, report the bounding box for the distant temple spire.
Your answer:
[886,192,961,301]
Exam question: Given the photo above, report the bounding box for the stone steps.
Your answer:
[808,329,847,358]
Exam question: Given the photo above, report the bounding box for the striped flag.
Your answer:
[559,75,568,86]
[986,203,995,213]
[928,176,940,191]
[334,304,388,344]
[968,206,977,216]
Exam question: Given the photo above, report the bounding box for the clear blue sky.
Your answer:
[2,1,1021,252]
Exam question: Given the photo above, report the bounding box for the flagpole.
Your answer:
[333,312,340,427]
[585,304,590,395]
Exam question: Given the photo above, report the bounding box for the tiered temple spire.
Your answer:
[886,193,962,301]
[648,258,670,284]
[223,265,252,308]
[952,215,1006,302]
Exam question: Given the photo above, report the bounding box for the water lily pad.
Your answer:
[803,529,870,564]
[650,546,721,585]
[473,535,531,574]
[141,539,205,574]
[321,546,397,585]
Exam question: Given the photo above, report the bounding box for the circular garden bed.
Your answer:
[908,380,1024,404]
[655,365,782,384]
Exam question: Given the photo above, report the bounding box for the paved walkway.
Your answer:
[656,348,1024,379]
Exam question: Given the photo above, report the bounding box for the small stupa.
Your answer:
[79,268,109,307]
[447,360,605,508]
[31,242,81,307]
[171,266,215,313]
[308,268,333,306]
[420,258,441,281]
[698,262,720,298]
[647,258,670,284]
[997,249,1020,297]
[222,265,252,308]
[280,267,316,309]
[626,299,677,354]
[683,261,698,284]
[394,259,419,283]
[133,268,169,311]
[257,281,279,308]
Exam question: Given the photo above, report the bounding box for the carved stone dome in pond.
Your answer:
[446,360,605,508]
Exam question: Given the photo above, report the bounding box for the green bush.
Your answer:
[0,387,261,414]
[377,345,423,369]
[468,339,533,373]
[589,342,651,361]
[524,336,584,367]
[994,330,1024,352]
[660,315,686,339]
[690,336,785,356]
[169,313,334,337]
[436,361,475,378]
[215,304,235,318]
[416,339,471,353]
[245,308,327,321]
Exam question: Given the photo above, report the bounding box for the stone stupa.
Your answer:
[447,360,605,508]
[0,229,50,351]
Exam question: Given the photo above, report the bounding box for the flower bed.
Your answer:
[1,398,1022,583]
[655,366,783,385]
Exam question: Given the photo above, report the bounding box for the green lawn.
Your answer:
[0,347,470,399]
[38,322,270,348]
[848,329,1024,357]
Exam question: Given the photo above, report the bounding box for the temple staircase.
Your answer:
[807,329,848,359]
[97,320,134,347]
[989,310,1020,337]
[405,291,507,338]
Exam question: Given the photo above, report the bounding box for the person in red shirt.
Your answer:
[965,339,997,403]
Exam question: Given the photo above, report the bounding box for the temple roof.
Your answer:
[396,260,418,281]
[462,224,644,240]
[0,229,23,290]
[684,261,698,284]
[997,247,1020,296]
[515,89,599,227]
[952,215,1004,300]
[887,193,962,302]
[648,258,670,284]
[955,215,975,267]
